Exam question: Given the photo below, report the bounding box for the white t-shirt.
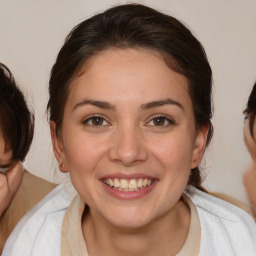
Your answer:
[2,184,256,256]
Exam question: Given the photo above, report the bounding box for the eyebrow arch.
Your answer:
[140,98,184,111]
[73,99,116,111]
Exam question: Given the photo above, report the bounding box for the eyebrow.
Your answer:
[140,98,184,111]
[73,98,184,112]
[73,99,116,111]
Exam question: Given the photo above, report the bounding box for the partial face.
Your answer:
[52,48,208,228]
[0,131,15,173]
[244,118,256,161]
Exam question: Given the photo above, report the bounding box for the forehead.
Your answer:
[67,48,191,106]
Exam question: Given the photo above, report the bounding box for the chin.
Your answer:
[111,218,151,230]
[104,207,153,230]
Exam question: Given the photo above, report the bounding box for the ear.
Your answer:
[191,125,209,169]
[50,121,68,173]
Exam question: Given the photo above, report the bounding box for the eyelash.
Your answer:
[146,115,175,128]
[82,114,175,128]
[82,115,110,127]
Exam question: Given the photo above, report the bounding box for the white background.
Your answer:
[0,0,255,204]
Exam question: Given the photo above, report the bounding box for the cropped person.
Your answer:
[243,82,256,217]
[3,4,256,255]
[0,63,56,252]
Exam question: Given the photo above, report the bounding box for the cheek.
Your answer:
[63,134,108,203]
[63,130,110,180]
[149,133,194,172]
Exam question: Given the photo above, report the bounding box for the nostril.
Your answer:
[108,138,148,165]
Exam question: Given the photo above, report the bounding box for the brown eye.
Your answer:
[153,117,166,126]
[91,117,104,126]
[146,115,174,127]
[83,115,109,127]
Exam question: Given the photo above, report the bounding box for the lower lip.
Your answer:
[101,181,158,200]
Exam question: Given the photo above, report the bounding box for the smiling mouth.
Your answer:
[102,178,154,192]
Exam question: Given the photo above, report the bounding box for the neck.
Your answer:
[82,199,190,256]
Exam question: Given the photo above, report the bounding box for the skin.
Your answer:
[243,118,256,215]
[0,132,23,216]
[51,48,209,255]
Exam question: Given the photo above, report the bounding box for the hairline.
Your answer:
[53,46,197,136]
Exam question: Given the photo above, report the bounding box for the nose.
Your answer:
[108,124,148,166]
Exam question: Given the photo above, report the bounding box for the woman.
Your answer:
[243,82,256,217]
[3,4,256,255]
[0,63,56,252]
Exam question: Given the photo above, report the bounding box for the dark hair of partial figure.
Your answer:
[0,63,34,161]
[244,82,256,138]
[47,3,213,191]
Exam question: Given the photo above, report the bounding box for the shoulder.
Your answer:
[186,187,256,256]
[2,182,77,256]
[3,171,57,220]
[0,171,57,252]
[7,171,57,215]
[22,170,57,192]
[208,191,254,218]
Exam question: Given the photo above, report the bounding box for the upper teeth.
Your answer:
[104,178,152,191]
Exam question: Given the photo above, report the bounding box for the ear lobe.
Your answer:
[191,125,209,169]
[50,121,68,173]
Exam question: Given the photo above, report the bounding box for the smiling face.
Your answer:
[51,48,208,229]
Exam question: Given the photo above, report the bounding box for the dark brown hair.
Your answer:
[48,4,213,190]
[0,63,34,161]
[244,82,256,138]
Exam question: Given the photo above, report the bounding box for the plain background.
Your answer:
[0,0,255,204]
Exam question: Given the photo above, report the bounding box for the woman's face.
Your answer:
[52,48,208,228]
